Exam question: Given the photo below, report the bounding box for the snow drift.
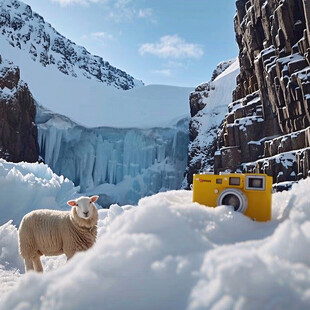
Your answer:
[0,158,310,309]
[0,159,78,225]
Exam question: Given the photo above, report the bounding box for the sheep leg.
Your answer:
[66,253,74,261]
[32,256,43,272]
[24,258,34,272]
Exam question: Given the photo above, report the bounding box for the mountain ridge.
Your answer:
[0,0,143,90]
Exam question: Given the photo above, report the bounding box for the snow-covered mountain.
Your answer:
[0,0,142,90]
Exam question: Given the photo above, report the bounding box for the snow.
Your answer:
[236,116,264,131]
[0,35,193,129]
[0,159,79,225]
[1,159,310,309]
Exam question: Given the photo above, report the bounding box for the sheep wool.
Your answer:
[18,195,99,272]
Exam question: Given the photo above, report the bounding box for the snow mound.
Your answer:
[0,159,79,225]
[1,176,310,309]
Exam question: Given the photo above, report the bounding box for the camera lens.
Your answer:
[217,188,247,213]
[222,194,240,211]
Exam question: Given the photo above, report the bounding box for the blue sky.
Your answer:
[23,0,238,87]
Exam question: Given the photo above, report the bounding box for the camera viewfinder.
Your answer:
[246,176,265,190]
[249,178,263,188]
[229,177,240,186]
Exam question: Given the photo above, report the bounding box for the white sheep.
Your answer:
[18,195,99,272]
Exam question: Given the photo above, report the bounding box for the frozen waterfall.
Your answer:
[36,106,189,207]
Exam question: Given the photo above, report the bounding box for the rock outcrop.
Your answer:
[213,0,310,185]
[0,54,38,162]
[0,0,143,90]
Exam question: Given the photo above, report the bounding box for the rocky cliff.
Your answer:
[0,0,143,90]
[0,54,38,162]
[212,0,310,186]
[185,60,239,187]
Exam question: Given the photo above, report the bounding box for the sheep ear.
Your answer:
[90,195,99,203]
[67,200,77,207]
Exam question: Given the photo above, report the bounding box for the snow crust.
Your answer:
[1,159,310,309]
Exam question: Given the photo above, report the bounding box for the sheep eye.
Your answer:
[89,201,92,204]
[76,204,79,207]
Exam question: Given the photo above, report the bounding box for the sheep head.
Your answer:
[67,196,99,220]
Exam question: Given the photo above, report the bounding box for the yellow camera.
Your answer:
[192,173,272,221]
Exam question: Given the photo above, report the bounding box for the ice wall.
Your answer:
[36,106,189,206]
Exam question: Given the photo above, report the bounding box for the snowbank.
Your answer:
[0,159,78,225]
[1,176,310,309]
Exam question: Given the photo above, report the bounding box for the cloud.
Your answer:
[138,8,153,18]
[51,0,100,7]
[138,8,156,23]
[108,0,135,22]
[51,0,132,19]
[139,35,204,59]
[90,32,114,40]
[151,69,172,77]
[81,32,114,47]
[52,0,153,23]
[165,61,184,68]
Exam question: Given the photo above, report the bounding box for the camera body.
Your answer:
[192,173,272,221]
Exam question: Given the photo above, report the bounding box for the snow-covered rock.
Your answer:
[210,59,235,81]
[0,55,38,162]
[185,59,240,186]
[0,0,142,90]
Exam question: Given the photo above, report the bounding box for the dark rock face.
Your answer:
[0,0,142,90]
[0,55,38,162]
[215,0,310,184]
